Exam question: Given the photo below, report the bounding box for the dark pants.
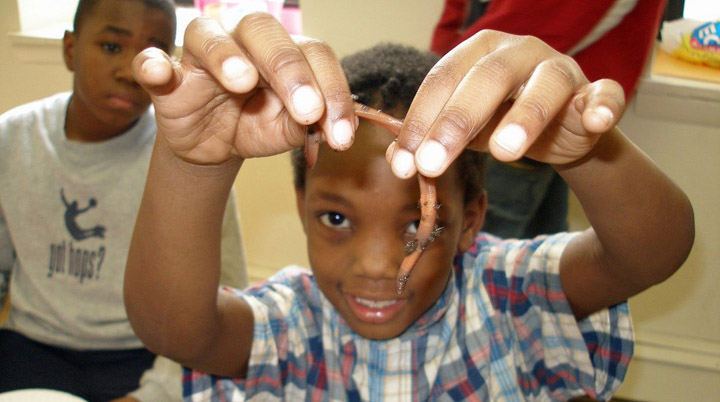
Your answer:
[483,157,569,239]
[0,329,155,402]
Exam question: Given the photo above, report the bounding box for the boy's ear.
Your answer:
[62,30,76,71]
[458,190,487,253]
[294,187,308,234]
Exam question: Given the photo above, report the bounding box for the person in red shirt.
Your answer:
[431,0,667,238]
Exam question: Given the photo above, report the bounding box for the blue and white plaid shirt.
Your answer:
[184,232,633,401]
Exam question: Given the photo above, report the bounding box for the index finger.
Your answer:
[389,31,507,178]
[391,31,542,178]
[233,13,326,126]
[182,16,260,94]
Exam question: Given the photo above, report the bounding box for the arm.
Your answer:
[219,190,249,289]
[556,128,694,319]
[120,179,243,402]
[126,136,251,377]
[124,14,354,378]
[60,188,69,207]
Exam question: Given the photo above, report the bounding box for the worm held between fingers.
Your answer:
[302,101,442,294]
[351,102,442,294]
[304,125,321,169]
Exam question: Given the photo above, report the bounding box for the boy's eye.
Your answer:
[406,220,421,235]
[319,212,350,229]
[101,42,122,54]
[405,220,442,237]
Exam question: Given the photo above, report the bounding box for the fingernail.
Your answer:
[331,119,353,148]
[416,140,447,174]
[494,124,526,154]
[292,86,323,118]
[141,58,165,75]
[590,106,613,127]
[391,149,415,178]
[386,140,397,163]
[222,57,250,82]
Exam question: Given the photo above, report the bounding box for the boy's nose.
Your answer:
[116,54,139,85]
[352,229,403,280]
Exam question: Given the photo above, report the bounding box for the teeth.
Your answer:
[354,297,397,309]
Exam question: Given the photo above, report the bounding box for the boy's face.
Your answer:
[296,122,484,340]
[62,0,175,141]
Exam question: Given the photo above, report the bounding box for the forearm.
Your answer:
[219,191,249,289]
[125,136,242,361]
[557,128,694,293]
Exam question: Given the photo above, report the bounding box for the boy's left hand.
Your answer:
[389,30,626,178]
[131,13,355,166]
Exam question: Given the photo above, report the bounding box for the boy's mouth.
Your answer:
[345,294,406,324]
[107,94,138,110]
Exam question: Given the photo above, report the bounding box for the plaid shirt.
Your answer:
[184,233,633,401]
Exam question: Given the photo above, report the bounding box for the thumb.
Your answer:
[132,47,181,98]
[577,79,625,134]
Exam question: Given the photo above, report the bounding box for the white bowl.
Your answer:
[0,389,89,402]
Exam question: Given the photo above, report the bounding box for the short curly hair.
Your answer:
[73,0,177,36]
[291,43,485,205]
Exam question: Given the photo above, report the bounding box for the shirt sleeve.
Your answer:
[431,0,636,56]
[430,0,470,56]
[128,355,183,402]
[183,267,318,401]
[475,233,633,400]
[0,207,14,303]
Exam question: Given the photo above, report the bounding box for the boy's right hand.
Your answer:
[132,13,356,166]
[389,30,626,179]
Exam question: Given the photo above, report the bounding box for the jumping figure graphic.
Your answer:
[60,189,106,241]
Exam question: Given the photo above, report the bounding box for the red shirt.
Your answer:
[431,0,668,99]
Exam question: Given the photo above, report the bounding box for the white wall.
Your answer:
[0,1,72,113]
[16,0,77,30]
[3,0,719,399]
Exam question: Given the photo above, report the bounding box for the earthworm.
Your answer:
[304,102,442,294]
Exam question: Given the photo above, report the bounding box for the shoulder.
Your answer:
[457,232,579,311]
[235,266,320,316]
[244,266,315,295]
[1,92,70,124]
[455,234,634,398]
[460,232,578,274]
[0,92,70,139]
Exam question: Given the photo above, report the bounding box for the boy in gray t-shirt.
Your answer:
[0,0,247,400]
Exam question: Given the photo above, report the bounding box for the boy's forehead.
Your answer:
[308,122,462,195]
[89,0,149,19]
[310,122,394,187]
[85,1,169,24]
[81,0,175,47]
[324,121,393,161]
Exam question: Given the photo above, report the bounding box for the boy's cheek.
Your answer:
[307,242,347,276]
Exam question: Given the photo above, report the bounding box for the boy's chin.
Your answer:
[345,317,413,340]
[354,327,407,341]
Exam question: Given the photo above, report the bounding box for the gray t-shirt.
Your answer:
[0,92,247,350]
